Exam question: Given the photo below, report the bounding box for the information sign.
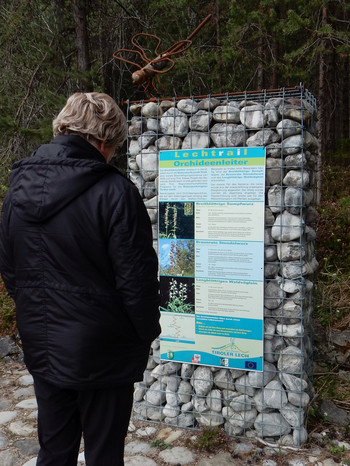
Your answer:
[158,147,266,371]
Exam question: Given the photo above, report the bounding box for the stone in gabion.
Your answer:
[210,123,245,147]
[177,99,199,114]
[254,413,291,437]
[276,119,302,138]
[271,211,304,242]
[191,366,213,396]
[160,107,188,137]
[240,104,266,129]
[189,110,212,131]
[262,380,288,409]
[247,129,279,146]
[182,131,210,149]
[213,105,240,123]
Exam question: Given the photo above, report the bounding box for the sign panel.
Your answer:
[158,147,265,371]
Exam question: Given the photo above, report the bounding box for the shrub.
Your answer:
[0,276,16,337]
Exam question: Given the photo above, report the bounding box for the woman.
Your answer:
[0,92,160,465]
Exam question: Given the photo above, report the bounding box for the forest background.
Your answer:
[0,0,349,433]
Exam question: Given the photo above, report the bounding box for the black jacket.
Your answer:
[0,135,160,389]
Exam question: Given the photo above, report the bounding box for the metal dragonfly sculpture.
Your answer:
[113,14,212,95]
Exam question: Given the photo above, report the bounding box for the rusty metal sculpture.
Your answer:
[113,14,212,94]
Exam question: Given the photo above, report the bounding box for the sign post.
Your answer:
[158,147,266,371]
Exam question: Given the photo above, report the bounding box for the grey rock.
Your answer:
[129,139,141,156]
[197,98,220,111]
[235,374,256,397]
[265,207,275,225]
[182,131,210,149]
[276,119,302,138]
[134,384,146,402]
[284,153,308,168]
[206,389,222,412]
[210,123,245,147]
[293,426,308,445]
[191,366,213,396]
[266,143,282,158]
[0,431,8,448]
[0,337,18,357]
[254,412,291,437]
[8,420,36,436]
[265,103,280,127]
[226,407,257,428]
[0,450,16,466]
[262,380,288,409]
[129,104,143,116]
[264,336,284,363]
[229,394,253,411]
[268,185,284,213]
[264,318,277,340]
[271,211,304,242]
[177,380,192,404]
[266,158,283,185]
[280,403,304,428]
[136,148,158,181]
[284,186,304,214]
[124,440,154,455]
[155,135,182,151]
[0,411,17,425]
[177,99,199,114]
[141,102,162,118]
[160,107,188,137]
[159,446,194,464]
[138,131,157,150]
[248,361,276,387]
[278,104,311,123]
[247,129,279,146]
[213,105,240,123]
[213,369,235,390]
[195,411,224,426]
[277,242,305,261]
[278,346,303,374]
[160,100,175,112]
[128,118,143,137]
[264,281,286,310]
[146,118,160,132]
[15,398,37,409]
[144,381,166,405]
[163,403,180,418]
[240,105,266,129]
[319,399,350,427]
[189,110,212,131]
[283,170,309,187]
[282,135,304,155]
[144,181,157,199]
[13,438,40,456]
[181,363,195,379]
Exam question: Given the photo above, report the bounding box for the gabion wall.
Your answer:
[126,87,318,447]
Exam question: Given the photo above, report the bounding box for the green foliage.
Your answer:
[165,278,194,314]
[314,156,350,328]
[187,426,228,452]
[150,439,171,449]
[329,442,346,458]
[0,277,16,338]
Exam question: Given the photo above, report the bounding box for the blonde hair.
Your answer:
[53,92,126,148]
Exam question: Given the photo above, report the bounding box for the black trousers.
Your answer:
[33,376,134,466]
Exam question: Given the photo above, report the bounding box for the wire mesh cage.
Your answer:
[126,85,318,447]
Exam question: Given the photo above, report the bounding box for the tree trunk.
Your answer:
[318,6,328,159]
[342,54,349,140]
[72,0,91,91]
[270,40,279,88]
